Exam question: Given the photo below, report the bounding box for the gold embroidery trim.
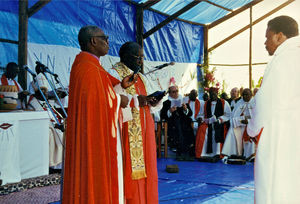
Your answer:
[113,62,147,179]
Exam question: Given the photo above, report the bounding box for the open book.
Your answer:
[171,99,182,108]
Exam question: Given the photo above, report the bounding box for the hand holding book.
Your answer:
[147,90,166,106]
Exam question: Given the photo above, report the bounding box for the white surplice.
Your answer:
[200,100,231,157]
[247,36,300,204]
[222,98,256,158]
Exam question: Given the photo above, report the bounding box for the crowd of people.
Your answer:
[160,86,258,163]
[0,15,299,204]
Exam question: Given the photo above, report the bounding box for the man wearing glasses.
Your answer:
[109,41,160,204]
[63,25,134,204]
[160,85,194,161]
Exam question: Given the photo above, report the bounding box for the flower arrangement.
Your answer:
[200,64,220,92]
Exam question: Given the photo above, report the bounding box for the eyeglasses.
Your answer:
[131,55,144,61]
[171,90,178,93]
[91,35,109,42]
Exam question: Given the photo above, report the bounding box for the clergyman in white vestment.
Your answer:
[247,16,300,204]
[222,88,256,159]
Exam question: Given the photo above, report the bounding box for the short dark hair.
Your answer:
[6,62,18,71]
[78,25,100,51]
[242,88,252,96]
[119,41,141,62]
[268,15,299,38]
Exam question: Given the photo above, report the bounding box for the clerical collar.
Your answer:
[82,51,100,62]
[168,95,182,101]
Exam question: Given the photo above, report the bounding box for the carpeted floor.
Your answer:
[0,185,60,204]
[0,157,254,204]
[0,173,61,203]
[0,173,61,196]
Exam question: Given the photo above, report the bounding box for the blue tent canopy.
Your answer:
[132,0,253,25]
[0,0,255,67]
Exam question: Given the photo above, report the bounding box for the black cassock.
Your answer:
[160,99,195,157]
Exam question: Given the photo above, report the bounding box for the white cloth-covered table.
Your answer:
[0,111,49,185]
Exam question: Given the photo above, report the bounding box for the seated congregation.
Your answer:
[155,85,260,164]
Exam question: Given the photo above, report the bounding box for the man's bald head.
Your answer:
[78,25,109,57]
[78,25,100,51]
[230,87,239,99]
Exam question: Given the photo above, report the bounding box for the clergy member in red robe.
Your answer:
[110,42,159,204]
[187,89,204,135]
[0,62,29,109]
[195,87,231,159]
[63,25,131,204]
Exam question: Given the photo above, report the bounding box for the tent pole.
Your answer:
[18,0,28,90]
[203,26,209,68]
[136,5,144,73]
[249,6,253,89]
[198,26,209,94]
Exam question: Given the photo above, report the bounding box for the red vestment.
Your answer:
[188,98,200,119]
[195,99,228,158]
[1,75,21,91]
[122,75,158,204]
[63,52,120,204]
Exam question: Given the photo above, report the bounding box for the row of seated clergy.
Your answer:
[222,88,256,159]
[27,71,65,170]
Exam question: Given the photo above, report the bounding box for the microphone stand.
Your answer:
[42,72,68,127]
[32,75,64,131]
[55,76,69,96]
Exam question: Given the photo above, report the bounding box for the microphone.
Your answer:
[23,65,36,77]
[144,62,175,76]
[36,61,58,77]
[129,65,141,82]
[154,62,175,70]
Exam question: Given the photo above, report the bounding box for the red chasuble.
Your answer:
[112,62,158,204]
[124,75,158,204]
[113,74,158,204]
[63,52,119,204]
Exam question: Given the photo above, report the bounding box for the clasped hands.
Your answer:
[204,115,221,124]
[169,103,187,113]
[240,115,250,124]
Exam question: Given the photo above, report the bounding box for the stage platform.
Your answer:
[49,158,254,204]
[157,158,254,203]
